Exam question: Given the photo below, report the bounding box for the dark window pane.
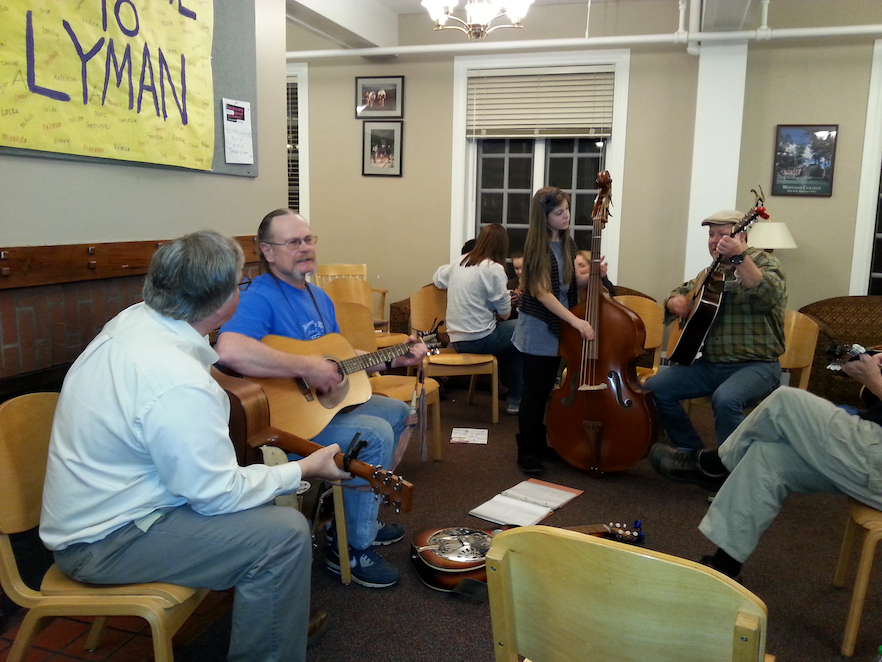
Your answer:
[507,193,531,224]
[873,237,882,272]
[870,277,882,295]
[548,158,573,188]
[481,157,505,189]
[509,139,533,154]
[482,139,506,154]
[576,156,602,189]
[572,193,595,226]
[573,229,594,251]
[507,228,528,255]
[548,138,575,154]
[508,157,532,189]
[576,138,601,154]
[480,193,504,224]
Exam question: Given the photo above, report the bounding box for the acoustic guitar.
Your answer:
[669,189,769,366]
[249,333,439,440]
[410,521,644,592]
[212,367,414,513]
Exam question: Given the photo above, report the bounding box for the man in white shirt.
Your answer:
[40,231,349,662]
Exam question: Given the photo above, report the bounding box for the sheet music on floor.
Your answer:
[450,428,488,444]
[469,479,583,527]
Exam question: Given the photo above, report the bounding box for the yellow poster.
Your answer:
[0,0,214,170]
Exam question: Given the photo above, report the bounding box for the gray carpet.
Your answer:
[177,384,882,661]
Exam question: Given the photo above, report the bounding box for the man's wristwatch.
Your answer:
[730,252,746,265]
[384,359,394,371]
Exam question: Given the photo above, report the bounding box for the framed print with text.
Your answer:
[362,121,402,177]
[772,124,838,196]
[355,76,404,119]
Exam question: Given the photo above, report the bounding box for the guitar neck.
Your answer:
[247,425,414,513]
[338,342,415,375]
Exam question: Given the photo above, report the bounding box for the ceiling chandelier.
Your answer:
[420,1,535,41]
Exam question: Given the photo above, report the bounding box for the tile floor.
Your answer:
[0,590,231,662]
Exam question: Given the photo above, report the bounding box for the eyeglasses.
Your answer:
[262,235,318,250]
[238,277,252,291]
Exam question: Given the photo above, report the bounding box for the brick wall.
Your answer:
[0,276,145,380]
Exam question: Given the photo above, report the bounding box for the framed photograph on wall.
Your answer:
[355,76,404,119]
[771,124,838,196]
[362,121,403,177]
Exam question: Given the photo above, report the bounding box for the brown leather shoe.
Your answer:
[307,609,329,648]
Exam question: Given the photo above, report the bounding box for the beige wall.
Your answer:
[0,0,288,246]
[289,0,882,311]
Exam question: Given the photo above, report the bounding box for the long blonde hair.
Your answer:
[522,187,575,296]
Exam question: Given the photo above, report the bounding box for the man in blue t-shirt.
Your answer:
[216,209,428,588]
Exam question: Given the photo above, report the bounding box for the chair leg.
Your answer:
[332,484,351,585]
[835,516,861,587]
[841,526,882,656]
[85,616,108,651]
[490,364,499,424]
[467,375,478,405]
[430,397,443,461]
[6,610,44,662]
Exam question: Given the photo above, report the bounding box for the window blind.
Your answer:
[466,66,614,138]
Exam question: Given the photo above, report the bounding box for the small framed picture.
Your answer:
[771,124,838,196]
[362,121,402,177]
[355,76,404,119]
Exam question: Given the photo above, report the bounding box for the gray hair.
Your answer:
[142,230,244,322]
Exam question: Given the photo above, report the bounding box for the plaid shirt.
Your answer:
[665,248,786,363]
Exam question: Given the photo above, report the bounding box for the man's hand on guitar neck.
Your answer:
[364,336,430,373]
[841,352,882,403]
[295,443,352,483]
[714,234,763,288]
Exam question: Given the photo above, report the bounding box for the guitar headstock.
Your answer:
[367,465,414,513]
[417,331,442,356]
[732,187,769,237]
[826,342,870,372]
[605,519,645,545]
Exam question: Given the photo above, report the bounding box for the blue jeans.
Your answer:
[644,357,781,451]
[55,504,312,662]
[299,395,408,550]
[453,319,523,407]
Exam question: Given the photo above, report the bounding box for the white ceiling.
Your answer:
[373,0,759,30]
[287,0,761,51]
[374,0,586,13]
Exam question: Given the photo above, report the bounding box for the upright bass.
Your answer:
[546,172,657,475]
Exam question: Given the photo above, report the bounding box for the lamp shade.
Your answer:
[748,222,797,250]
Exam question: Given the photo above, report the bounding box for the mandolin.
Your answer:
[669,189,769,366]
[211,367,414,513]
[826,343,882,409]
[248,333,439,440]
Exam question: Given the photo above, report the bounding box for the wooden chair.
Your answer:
[614,294,664,384]
[834,497,882,656]
[335,301,444,460]
[314,263,389,330]
[0,393,209,662]
[410,284,499,424]
[323,277,403,345]
[487,525,775,662]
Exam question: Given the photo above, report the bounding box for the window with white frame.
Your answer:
[476,137,606,253]
[452,51,629,274]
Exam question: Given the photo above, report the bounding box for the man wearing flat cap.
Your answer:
[646,209,787,489]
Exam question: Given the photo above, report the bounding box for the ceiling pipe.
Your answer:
[687,0,702,55]
[286,1,882,61]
